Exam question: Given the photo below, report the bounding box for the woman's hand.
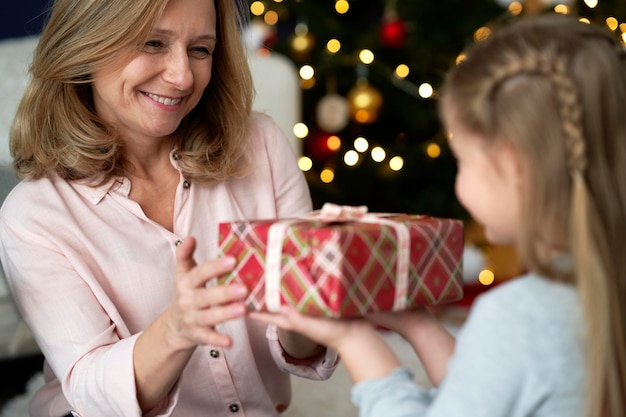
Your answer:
[165,237,249,351]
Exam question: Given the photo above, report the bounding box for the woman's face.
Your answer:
[444,109,525,245]
[91,0,216,146]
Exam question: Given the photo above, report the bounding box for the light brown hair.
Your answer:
[10,0,254,184]
[440,13,626,417]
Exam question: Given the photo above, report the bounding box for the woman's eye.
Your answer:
[189,47,212,58]
[144,40,163,50]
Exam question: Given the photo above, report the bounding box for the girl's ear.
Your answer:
[492,141,526,186]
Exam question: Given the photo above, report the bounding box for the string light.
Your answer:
[426,143,441,159]
[554,4,569,14]
[389,156,404,171]
[293,123,309,139]
[418,83,434,99]
[371,147,386,162]
[478,269,495,286]
[354,137,369,152]
[250,1,265,16]
[299,65,315,80]
[583,0,598,8]
[298,156,313,171]
[394,64,410,78]
[335,0,350,14]
[344,150,360,166]
[326,39,341,54]
[320,169,335,183]
[606,17,619,31]
[358,49,375,64]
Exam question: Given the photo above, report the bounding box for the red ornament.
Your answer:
[305,131,337,165]
[379,17,407,48]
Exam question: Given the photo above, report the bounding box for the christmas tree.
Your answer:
[246,0,626,219]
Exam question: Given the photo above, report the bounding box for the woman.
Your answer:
[0,0,336,415]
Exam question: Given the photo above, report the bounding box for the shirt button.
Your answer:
[209,349,220,358]
[229,403,239,413]
[182,180,190,189]
[174,239,183,246]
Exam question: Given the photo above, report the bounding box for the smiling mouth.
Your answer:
[144,92,183,106]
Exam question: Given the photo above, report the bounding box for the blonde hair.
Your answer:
[10,0,254,184]
[440,14,626,417]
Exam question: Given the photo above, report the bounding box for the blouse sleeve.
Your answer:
[0,216,155,417]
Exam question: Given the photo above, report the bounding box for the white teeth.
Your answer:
[146,92,182,106]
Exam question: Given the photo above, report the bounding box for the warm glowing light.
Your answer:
[427,143,441,158]
[579,17,590,24]
[320,169,335,183]
[508,2,523,15]
[389,156,404,171]
[418,83,434,99]
[583,0,598,8]
[371,146,386,162]
[299,65,315,80]
[326,39,341,54]
[250,1,265,16]
[344,150,359,166]
[554,4,569,14]
[606,17,619,31]
[354,137,369,152]
[335,0,350,14]
[300,78,316,89]
[456,53,466,65]
[264,10,279,25]
[395,64,410,78]
[294,23,309,36]
[478,270,495,286]
[354,110,372,123]
[473,26,491,42]
[298,156,313,171]
[327,135,341,151]
[293,123,309,138]
[359,49,375,65]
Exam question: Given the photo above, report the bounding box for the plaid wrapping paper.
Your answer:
[217,206,464,318]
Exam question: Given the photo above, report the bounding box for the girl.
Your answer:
[252,13,626,417]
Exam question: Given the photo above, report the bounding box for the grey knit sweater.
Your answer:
[352,274,585,417]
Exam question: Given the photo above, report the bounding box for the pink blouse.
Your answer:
[0,113,338,417]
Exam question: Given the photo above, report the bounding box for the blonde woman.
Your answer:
[0,0,336,415]
[253,13,626,417]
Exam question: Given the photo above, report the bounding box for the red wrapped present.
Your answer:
[217,203,464,318]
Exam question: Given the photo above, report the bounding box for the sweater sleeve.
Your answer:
[351,285,538,417]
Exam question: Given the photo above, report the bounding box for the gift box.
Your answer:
[217,204,464,318]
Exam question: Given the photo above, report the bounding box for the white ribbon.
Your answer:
[265,203,411,312]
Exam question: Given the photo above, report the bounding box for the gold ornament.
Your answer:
[347,79,383,124]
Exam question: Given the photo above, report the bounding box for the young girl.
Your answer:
[252,13,626,417]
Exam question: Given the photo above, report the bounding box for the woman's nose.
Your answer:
[163,50,193,90]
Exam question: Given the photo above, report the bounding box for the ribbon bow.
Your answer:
[264,203,411,313]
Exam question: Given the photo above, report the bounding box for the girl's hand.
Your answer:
[251,307,403,383]
[250,306,365,352]
[165,237,249,350]
[366,308,435,339]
